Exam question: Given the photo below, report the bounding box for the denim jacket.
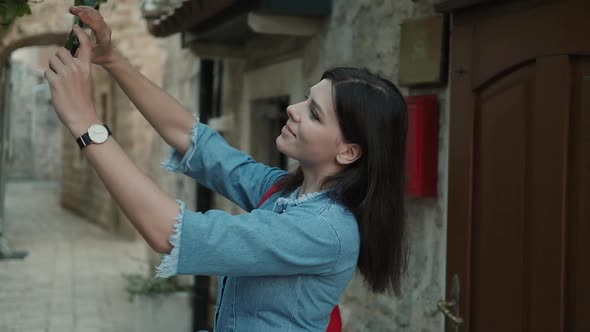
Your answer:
[156,121,360,331]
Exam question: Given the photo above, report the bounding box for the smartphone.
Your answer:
[64,4,101,56]
[64,16,83,56]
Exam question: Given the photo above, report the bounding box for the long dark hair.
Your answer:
[276,67,408,295]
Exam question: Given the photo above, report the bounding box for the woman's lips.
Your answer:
[282,125,296,137]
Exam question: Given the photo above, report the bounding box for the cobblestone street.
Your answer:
[0,181,151,332]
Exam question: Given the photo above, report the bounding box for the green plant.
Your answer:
[122,273,192,300]
[0,0,106,41]
[0,0,33,26]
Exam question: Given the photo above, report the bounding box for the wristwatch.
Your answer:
[76,124,112,150]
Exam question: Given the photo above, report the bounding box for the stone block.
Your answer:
[133,292,193,332]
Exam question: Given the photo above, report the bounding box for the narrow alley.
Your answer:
[0,181,151,332]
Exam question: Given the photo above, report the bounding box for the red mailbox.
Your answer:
[405,95,439,197]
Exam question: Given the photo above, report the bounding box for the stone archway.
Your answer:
[0,33,69,66]
[0,0,73,63]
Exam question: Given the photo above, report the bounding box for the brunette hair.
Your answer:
[276,67,408,295]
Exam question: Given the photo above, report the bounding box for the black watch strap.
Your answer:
[76,125,112,150]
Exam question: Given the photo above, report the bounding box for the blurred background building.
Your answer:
[0,0,588,331]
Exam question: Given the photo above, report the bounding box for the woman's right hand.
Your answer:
[69,6,116,66]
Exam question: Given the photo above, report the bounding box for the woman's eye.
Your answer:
[309,109,319,120]
[304,95,319,121]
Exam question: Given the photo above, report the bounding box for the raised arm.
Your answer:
[45,25,176,254]
[70,6,195,154]
[45,8,285,256]
[165,122,287,211]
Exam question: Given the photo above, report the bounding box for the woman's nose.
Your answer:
[286,104,299,122]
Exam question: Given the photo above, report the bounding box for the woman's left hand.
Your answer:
[45,25,100,138]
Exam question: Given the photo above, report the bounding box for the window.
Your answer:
[250,96,289,170]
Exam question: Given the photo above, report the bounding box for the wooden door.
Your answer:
[443,0,590,331]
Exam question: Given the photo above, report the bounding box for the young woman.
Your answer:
[44,6,408,331]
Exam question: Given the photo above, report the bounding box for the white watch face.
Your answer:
[88,124,109,144]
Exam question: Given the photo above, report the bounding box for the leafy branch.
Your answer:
[0,0,106,28]
[0,0,35,26]
[122,273,191,301]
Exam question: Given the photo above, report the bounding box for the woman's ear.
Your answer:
[336,143,362,165]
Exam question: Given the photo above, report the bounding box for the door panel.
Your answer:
[446,1,590,331]
[446,22,475,331]
[565,58,590,332]
[528,55,571,332]
[471,64,535,332]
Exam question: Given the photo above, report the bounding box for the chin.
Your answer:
[275,137,293,159]
[275,137,284,151]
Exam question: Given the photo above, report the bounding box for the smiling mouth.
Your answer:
[283,125,296,138]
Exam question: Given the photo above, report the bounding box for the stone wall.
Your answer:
[153,0,450,330]
[5,59,61,181]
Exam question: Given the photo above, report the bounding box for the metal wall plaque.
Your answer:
[399,15,447,86]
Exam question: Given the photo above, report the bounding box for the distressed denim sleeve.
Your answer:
[161,119,288,211]
[169,206,345,277]
[154,200,186,278]
[161,115,200,175]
